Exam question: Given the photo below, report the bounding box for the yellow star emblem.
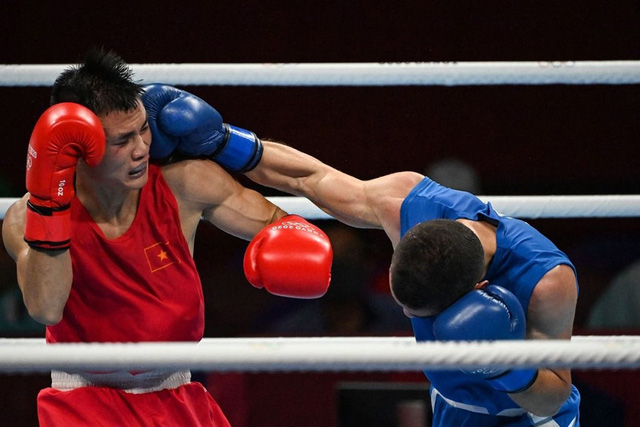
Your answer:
[157,250,168,261]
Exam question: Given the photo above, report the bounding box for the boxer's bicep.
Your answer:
[527,264,578,340]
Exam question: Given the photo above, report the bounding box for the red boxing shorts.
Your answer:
[37,382,231,426]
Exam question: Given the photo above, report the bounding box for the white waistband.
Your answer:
[431,388,577,426]
[431,387,526,417]
[51,370,191,394]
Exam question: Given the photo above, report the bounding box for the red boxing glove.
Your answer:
[243,215,333,299]
[24,103,105,250]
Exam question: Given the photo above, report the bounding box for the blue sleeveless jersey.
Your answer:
[401,178,580,426]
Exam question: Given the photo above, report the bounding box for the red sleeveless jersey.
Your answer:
[46,165,204,343]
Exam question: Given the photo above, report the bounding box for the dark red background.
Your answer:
[1,1,639,425]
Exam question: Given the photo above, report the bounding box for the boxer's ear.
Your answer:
[474,280,489,290]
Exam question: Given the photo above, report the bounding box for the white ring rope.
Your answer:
[268,195,640,220]
[1,61,640,87]
[0,336,638,373]
[2,195,640,221]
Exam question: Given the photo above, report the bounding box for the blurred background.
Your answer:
[1,1,639,425]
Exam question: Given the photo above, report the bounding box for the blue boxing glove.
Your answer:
[141,84,263,172]
[432,285,538,393]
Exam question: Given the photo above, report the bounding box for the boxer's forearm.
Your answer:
[17,246,72,325]
[247,141,381,228]
[507,368,572,417]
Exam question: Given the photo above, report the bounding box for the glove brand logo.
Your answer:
[272,221,320,235]
[26,144,37,170]
[57,179,66,197]
[28,144,38,159]
[144,241,181,272]
[469,367,502,376]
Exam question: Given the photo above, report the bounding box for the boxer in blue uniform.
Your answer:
[143,85,580,426]
[398,179,580,425]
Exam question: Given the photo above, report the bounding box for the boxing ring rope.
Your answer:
[266,195,640,220]
[1,61,640,86]
[1,195,640,221]
[3,192,637,373]
[1,336,639,373]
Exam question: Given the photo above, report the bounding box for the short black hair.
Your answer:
[50,48,143,115]
[390,219,485,313]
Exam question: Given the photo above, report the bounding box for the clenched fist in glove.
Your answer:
[244,215,333,299]
[24,103,105,250]
[432,285,538,393]
[142,84,263,172]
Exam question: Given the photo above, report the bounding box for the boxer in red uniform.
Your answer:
[2,48,332,426]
